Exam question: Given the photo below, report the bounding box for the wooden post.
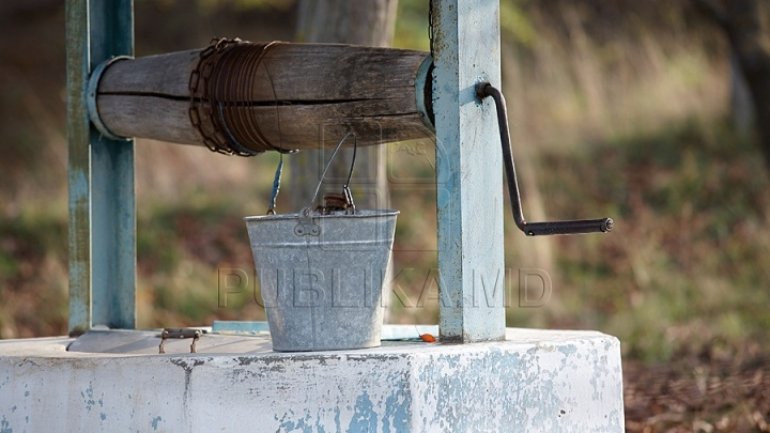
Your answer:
[432,0,506,342]
[67,0,136,334]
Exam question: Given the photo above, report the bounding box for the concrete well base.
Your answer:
[0,328,623,432]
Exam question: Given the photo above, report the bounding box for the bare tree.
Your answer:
[290,0,398,210]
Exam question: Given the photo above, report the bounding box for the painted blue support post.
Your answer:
[67,0,136,334]
[432,0,506,341]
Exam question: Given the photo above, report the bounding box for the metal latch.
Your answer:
[158,328,203,354]
[294,208,321,236]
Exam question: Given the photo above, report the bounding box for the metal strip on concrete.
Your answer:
[209,321,439,341]
[0,329,624,432]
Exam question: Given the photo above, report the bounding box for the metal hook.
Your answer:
[342,134,357,214]
[476,82,614,236]
[266,154,284,215]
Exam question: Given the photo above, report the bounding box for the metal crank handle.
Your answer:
[520,218,614,236]
[476,82,614,237]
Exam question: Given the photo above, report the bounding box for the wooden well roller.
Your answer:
[89,39,435,155]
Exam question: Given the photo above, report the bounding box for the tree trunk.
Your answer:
[730,52,754,135]
[695,0,770,168]
[296,0,398,48]
[722,0,770,169]
[290,0,399,211]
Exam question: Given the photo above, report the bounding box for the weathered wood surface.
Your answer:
[96,43,432,151]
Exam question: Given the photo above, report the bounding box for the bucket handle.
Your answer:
[294,131,357,236]
[306,131,357,213]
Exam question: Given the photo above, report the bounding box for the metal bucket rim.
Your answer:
[244,208,399,223]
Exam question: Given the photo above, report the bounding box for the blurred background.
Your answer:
[2,0,770,429]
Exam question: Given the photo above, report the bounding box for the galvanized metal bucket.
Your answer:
[244,132,398,351]
[245,209,397,351]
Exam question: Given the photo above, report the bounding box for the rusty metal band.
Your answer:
[188,38,290,156]
[208,42,256,156]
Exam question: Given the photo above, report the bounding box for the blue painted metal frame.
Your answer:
[67,0,136,334]
[432,0,506,341]
[64,0,502,340]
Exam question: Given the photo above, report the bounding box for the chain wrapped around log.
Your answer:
[87,38,435,156]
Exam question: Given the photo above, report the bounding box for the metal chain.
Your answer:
[189,38,297,156]
[189,37,251,156]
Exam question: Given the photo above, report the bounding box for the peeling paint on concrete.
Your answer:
[348,392,377,432]
[151,416,162,430]
[0,416,11,433]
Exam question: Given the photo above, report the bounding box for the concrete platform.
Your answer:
[0,328,624,432]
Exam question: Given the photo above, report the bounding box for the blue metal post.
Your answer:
[67,0,136,334]
[432,0,506,341]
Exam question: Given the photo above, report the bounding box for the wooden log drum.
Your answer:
[90,38,434,156]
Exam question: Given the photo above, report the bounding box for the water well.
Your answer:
[0,1,624,431]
